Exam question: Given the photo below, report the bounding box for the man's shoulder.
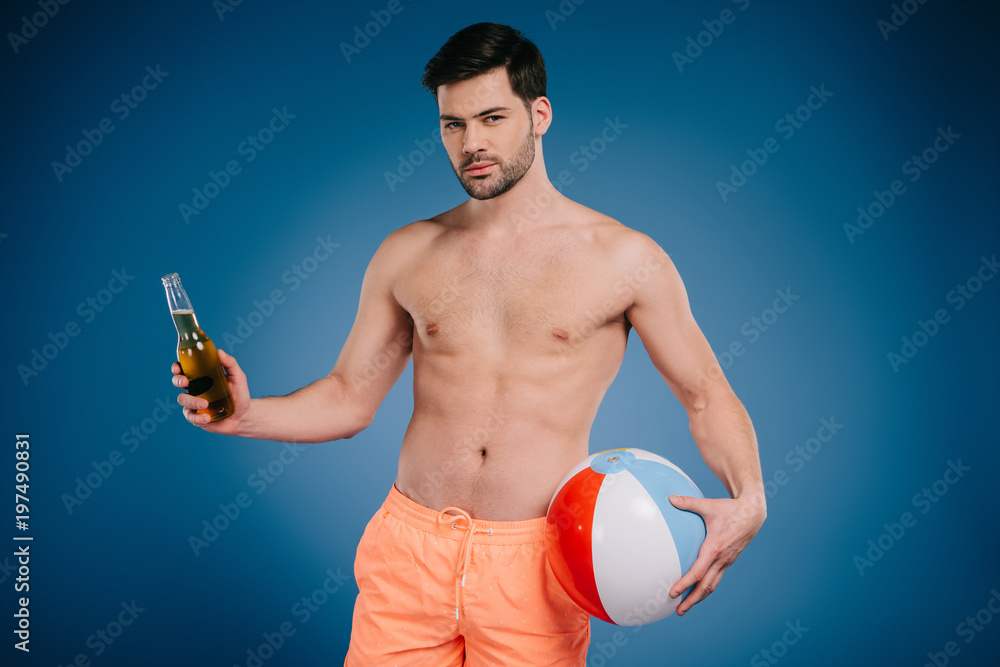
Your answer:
[376,217,449,256]
[563,199,666,263]
[392,216,449,239]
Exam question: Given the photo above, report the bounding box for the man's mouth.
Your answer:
[465,162,496,176]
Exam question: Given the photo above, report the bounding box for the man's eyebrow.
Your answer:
[439,106,513,121]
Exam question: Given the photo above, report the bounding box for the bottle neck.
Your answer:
[172,310,201,338]
[163,274,200,338]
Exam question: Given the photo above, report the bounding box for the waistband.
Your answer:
[383,484,547,545]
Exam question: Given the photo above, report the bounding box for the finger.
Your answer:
[177,393,209,411]
[182,407,211,426]
[676,566,726,616]
[219,350,247,387]
[172,373,188,389]
[216,349,246,385]
[676,565,723,615]
[171,362,182,375]
[670,541,719,598]
[669,495,712,517]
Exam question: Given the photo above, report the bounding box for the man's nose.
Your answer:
[463,124,488,155]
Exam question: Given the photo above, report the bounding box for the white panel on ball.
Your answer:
[591,471,683,625]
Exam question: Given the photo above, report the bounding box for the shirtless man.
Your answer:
[172,23,765,665]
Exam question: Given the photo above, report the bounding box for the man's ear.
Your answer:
[531,96,552,136]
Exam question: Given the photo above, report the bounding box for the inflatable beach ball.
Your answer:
[544,448,707,626]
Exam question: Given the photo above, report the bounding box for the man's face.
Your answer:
[437,69,536,201]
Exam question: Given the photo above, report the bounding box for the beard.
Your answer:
[452,124,536,201]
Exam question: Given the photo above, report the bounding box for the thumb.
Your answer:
[669,495,703,512]
[216,349,242,378]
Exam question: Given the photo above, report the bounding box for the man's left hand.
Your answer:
[667,494,766,616]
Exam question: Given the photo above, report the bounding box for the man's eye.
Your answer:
[445,121,462,129]
[486,115,504,122]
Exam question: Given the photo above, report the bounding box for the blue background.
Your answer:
[2,0,998,665]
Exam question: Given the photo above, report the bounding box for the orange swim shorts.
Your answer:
[344,484,591,665]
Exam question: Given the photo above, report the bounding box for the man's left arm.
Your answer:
[621,234,766,616]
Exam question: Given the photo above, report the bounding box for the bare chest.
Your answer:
[397,236,629,350]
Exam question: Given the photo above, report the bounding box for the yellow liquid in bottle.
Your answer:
[173,311,234,422]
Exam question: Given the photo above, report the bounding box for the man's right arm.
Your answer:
[172,227,417,443]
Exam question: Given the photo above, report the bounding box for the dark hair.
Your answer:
[422,23,546,109]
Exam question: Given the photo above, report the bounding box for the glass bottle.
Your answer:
[162,273,235,422]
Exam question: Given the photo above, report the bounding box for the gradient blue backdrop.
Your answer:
[2,1,998,665]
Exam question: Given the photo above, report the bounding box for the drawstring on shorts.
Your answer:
[437,506,493,620]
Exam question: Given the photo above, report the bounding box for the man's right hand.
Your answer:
[171,349,252,436]
[162,224,417,445]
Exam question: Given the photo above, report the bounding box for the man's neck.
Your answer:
[461,162,564,234]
